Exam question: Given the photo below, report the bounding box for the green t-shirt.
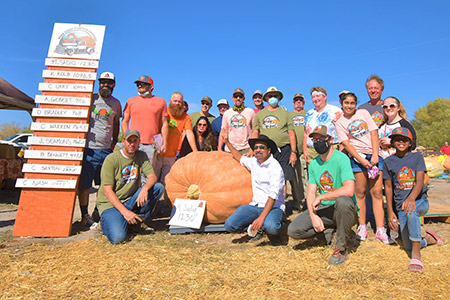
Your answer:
[253,107,293,147]
[97,150,154,214]
[190,111,216,128]
[308,150,356,206]
[290,110,306,154]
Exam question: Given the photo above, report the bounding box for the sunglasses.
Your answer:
[392,136,410,143]
[254,145,267,150]
[136,82,150,87]
[233,94,244,99]
[293,98,304,102]
[201,102,210,106]
[382,103,398,109]
[197,123,207,127]
[99,79,114,85]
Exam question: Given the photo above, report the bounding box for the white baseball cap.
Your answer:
[217,99,229,106]
[98,72,115,81]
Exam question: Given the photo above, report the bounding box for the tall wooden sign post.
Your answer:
[13,23,106,237]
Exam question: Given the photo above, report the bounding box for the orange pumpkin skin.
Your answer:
[165,151,253,223]
[444,156,450,170]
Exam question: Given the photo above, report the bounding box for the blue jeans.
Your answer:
[397,198,429,252]
[224,204,284,235]
[79,148,113,189]
[100,183,164,244]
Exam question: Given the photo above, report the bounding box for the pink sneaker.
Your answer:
[376,227,394,244]
[356,225,367,241]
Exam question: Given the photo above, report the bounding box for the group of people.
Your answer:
[77,72,443,271]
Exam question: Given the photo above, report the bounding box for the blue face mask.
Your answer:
[268,97,279,107]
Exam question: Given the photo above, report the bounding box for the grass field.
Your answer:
[1,224,449,300]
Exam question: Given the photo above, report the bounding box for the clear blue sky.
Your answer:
[1,0,450,129]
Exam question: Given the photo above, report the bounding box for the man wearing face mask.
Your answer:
[122,75,169,166]
[251,86,297,191]
[303,87,342,164]
[288,125,357,266]
[78,72,122,228]
[219,88,255,154]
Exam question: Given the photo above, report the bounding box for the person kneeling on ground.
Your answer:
[223,131,286,245]
[288,125,358,265]
[96,129,164,244]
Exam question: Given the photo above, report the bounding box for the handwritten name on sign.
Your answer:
[24,150,83,161]
[28,136,86,147]
[42,70,97,80]
[16,178,77,189]
[22,164,82,175]
[38,83,93,92]
[45,58,99,69]
[32,108,88,118]
[168,199,206,229]
[35,95,91,106]
[31,122,89,132]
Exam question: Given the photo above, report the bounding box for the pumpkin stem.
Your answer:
[187,184,201,199]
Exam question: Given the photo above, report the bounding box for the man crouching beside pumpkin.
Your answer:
[222,130,287,245]
[96,129,165,244]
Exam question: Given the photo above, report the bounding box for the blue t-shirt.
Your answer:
[211,115,223,149]
[383,152,427,211]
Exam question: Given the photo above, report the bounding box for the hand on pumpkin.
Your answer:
[123,209,142,224]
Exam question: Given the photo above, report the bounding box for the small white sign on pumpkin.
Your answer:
[168,199,206,229]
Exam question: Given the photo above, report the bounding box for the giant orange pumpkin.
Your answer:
[443,156,450,170]
[165,151,253,224]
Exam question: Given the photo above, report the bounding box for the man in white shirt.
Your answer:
[223,132,286,244]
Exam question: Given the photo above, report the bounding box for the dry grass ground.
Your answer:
[0,222,449,300]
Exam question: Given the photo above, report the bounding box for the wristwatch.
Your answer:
[291,150,298,153]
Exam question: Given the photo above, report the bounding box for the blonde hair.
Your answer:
[383,96,408,121]
[310,86,327,96]
[365,74,384,90]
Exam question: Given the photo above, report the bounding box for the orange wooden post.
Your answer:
[13,23,105,237]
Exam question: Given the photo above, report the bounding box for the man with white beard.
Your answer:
[78,72,122,228]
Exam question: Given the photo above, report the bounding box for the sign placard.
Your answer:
[42,70,96,80]
[31,122,89,132]
[28,136,86,147]
[22,164,82,175]
[16,178,77,189]
[32,108,88,118]
[35,95,91,106]
[47,23,106,60]
[45,58,99,69]
[168,199,206,229]
[24,150,83,160]
[39,82,93,92]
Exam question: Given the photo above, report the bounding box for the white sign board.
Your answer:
[168,199,206,229]
[28,136,86,147]
[45,58,99,69]
[32,108,88,118]
[35,95,91,106]
[24,150,83,161]
[39,82,93,92]
[31,122,89,132]
[42,70,97,80]
[16,178,77,189]
[22,164,82,175]
[47,23,105,60]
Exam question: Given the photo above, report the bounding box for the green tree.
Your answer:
[0,122,24,140]
[411,98,450,148]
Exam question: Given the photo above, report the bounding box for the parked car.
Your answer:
[0,133,32,148]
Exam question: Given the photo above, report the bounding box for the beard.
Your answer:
[99,86,113,99]
[169,102,184,117]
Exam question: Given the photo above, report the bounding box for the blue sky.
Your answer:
[1,0,450,129]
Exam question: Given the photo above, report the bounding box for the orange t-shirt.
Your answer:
[162,110,192,157]
[123,95,168,144]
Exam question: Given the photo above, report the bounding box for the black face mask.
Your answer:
[313,139,330,154]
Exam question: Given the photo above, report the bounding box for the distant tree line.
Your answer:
[0,122,31,140]
[411,98,450,149]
